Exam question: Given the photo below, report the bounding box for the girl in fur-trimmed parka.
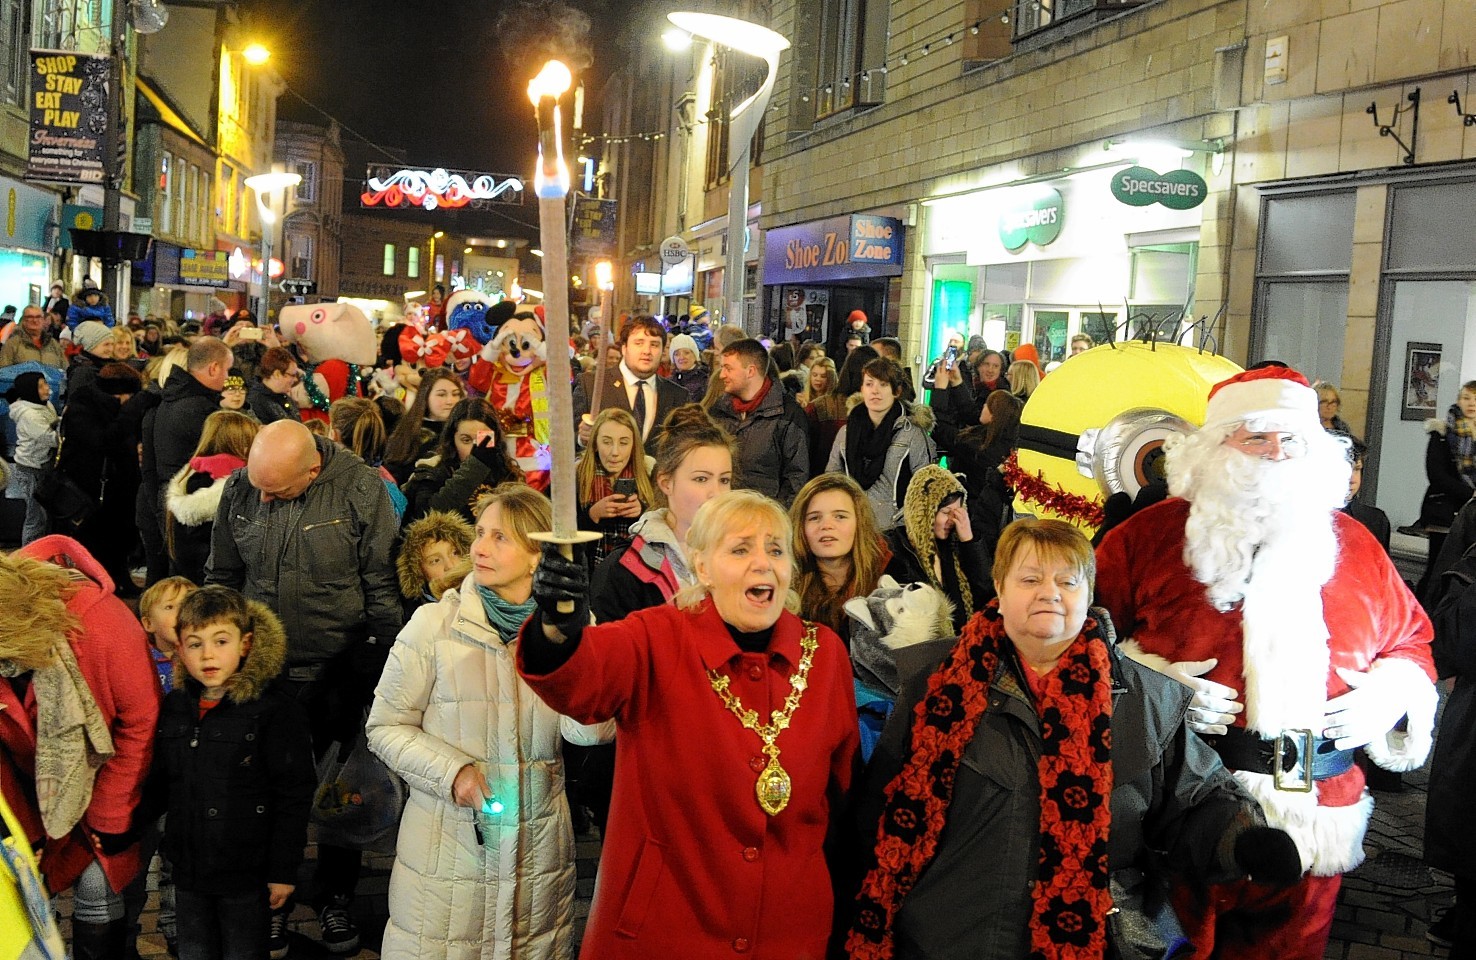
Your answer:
[165,411,259,585]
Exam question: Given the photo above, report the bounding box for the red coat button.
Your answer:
[749,756,766,773]
[747,664,764,682]
[732,938,750,953]
[742,846,759,862]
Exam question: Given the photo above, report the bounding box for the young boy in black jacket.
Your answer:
[152,586,315,960]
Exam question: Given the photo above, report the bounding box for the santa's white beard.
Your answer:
[1166,430,1351,733]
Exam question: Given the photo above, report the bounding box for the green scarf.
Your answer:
[475,584,537,643]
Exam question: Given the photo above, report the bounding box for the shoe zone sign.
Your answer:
[764,214,905,285]
[1110,166,1208,211]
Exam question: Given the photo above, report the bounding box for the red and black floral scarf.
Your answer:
[846,603,1115,960]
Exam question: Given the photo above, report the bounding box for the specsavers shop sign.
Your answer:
[1110,166,1207,210]
[26,50,108,185]
[764,214,905,285]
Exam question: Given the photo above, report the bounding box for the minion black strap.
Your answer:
[1016,423,1081,461]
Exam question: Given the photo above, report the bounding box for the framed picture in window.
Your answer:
[1402,341,1441,421]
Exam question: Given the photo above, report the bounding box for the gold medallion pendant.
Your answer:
[707,622,820,817]
[756,755,792,816]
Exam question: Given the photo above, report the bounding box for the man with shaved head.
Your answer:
[206,418,401,955]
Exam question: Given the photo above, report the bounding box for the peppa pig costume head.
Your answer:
[279,303,377,366]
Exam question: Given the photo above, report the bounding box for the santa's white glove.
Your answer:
[1162,658,1243,736]
[1323,666,1414,752]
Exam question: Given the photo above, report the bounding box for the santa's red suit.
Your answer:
[468,357,551,491]
[1096,497,1436,959]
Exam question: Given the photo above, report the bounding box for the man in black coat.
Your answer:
[709,338,811,506]
[572,314,690,453]
[140,337,232,583]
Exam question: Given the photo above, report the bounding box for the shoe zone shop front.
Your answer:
[920,161,1208,369]
[761,212,906,357]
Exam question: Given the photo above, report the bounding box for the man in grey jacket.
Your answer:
[206,419,402,957]
[709,338,811,506]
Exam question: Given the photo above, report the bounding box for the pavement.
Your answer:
[53,744,1451,960]
[60,553,1456,958]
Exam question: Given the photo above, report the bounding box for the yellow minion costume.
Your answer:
[0,785,65,960]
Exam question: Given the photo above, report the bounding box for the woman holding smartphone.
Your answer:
[401,397,523,526]
[576,408,657,570]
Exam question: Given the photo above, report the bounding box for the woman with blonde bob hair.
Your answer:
[368,482,609,960]
[846,518,1295,960]
[517,489,859,959]
[790,473,890,643]
[0,540,161,959]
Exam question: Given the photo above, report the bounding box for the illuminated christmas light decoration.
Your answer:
[360,167,525,210]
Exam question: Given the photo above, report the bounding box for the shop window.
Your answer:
[800,0,888,121]
[1253,191,1355,379]
[159,152,174,235]
[196,171,210,246]
[1387,182,1476,272]
[290,234,313,279]
[407,246,420,279]
[183,164,196,243]
[383,244,396,276]
[295,161,317,203]
[0,0,25,105]
[1008,0,1150,43]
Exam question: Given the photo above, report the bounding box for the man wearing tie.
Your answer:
[574,315,692,453]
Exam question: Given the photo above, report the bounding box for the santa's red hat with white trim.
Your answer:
[1203,365,1320,432]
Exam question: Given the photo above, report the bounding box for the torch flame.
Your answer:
[527,60,572,105]
[594,260,613,290]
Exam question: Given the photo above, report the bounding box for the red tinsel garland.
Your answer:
[1003,451,1107,528]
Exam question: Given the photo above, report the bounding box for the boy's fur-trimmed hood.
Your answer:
[397,510,476,598]
[172,598,287,704]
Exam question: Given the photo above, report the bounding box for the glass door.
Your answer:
[1372,279,1476,527]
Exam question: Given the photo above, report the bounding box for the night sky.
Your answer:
[237,0,632,233]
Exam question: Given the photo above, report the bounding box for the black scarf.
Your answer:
[847,400,903,490]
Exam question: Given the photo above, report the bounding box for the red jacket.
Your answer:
[0,536,162,892]
[519,601,858,960]
[1095,497,1435,874]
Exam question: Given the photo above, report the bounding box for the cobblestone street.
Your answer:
[63,741,1454,960]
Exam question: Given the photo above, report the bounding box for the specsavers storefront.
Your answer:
[920,161,1208,367]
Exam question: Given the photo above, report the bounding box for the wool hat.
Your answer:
[73,319,112,354]
[669,333,699,362]
[847,309,869,325]
[688,304,710,325]
[97,362,142,396]
[223,375,245,392]
[1203,366,1319,432]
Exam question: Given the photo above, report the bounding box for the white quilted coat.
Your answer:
[367,573,610,960]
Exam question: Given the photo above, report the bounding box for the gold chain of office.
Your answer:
[706,621,820,817]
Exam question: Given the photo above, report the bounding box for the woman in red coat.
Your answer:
[520,490,859,960]
[0,536,162,959]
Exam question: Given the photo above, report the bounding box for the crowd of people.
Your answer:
[0,287,1459,960]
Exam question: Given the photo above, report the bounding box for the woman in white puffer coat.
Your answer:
[368,484,611,960]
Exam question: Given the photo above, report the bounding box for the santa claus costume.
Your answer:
[1095,367,1437,960]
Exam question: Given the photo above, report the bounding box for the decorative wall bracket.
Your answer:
[1449,90,1476,127]
[1366,87,1421,165]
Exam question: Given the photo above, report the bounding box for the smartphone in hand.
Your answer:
[614,477,637,499]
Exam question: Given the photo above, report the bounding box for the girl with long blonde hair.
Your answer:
[576,408,657,569]
[165,410,260,583]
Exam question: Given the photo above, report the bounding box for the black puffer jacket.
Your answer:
[206,435,403,666]
[151,600,316,894]
[856,612,1262,960]
[400,449,521,527]
[146,365,223,490]
[247,380,297,425]
[709,379,811,505]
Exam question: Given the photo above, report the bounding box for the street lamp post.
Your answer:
[244,171,301,320]
[667,13,789,333]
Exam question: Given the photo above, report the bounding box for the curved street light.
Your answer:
[667,12,789,330]
[245,171,301,319]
